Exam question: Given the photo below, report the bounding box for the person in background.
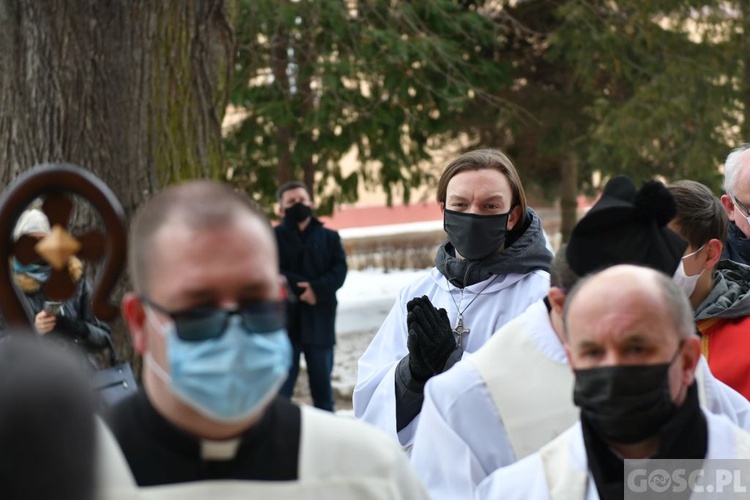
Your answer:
[720,143,750,264]
[275,181,347,412]
[668,180,750,399]
[354,148,552,447]
[108,180,427,498]
[476,265,750,500]
[1,209,110,365]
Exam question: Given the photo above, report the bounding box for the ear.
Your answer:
[564,342,576,372]
[439,202,445,213]
[547,287,566,316]
[506,205,523,231]
[680,337,702,387]
[277,274,288,300]
[721,194,736,221]
[122,292,148,355]
[277,204,285,218]
[704,238,723,270]
[547,287,568,343]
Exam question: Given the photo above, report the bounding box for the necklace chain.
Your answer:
[446,274,499,320]
[445,274,499,345]
[445,274,498,347]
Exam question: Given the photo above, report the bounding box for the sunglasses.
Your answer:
[140,296,286,342]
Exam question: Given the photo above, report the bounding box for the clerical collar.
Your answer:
[201,438,242,460]
[581,383,707,500]
[135,390,280,461]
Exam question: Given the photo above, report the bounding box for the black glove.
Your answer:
[406,295,457,382]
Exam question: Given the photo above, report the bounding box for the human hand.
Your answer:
[406,296,457,381]
[35,310,57,335]
[298,282,317,305]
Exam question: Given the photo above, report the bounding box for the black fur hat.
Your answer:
[566,176,688,278]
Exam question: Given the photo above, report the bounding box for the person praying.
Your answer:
[353,148,552,447]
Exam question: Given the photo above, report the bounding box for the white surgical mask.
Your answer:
[672,244,706,298]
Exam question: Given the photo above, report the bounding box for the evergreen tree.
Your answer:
[226,0,511,213]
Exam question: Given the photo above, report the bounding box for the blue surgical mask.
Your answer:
[146,310,292,423]
[12,259,51,283]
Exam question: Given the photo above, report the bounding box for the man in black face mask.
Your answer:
[477,265,750,500]
[354,148,552,447]
[275,181,348,412]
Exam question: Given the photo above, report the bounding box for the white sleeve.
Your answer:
[698,356,750,431]
[474,453,550,500]
[410,361,516,500]
[299,406,429,500]
[353,296,409,443]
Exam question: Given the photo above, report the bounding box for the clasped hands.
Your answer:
[406,295,458,382]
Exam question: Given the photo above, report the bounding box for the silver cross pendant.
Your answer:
[453,314,470,346]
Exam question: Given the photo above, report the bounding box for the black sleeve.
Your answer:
[394,355,426,432]
[74,279,111,348]
[309,231,347,302]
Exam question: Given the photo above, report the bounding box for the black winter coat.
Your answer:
[722,222,750,266]
[274,218,348,346]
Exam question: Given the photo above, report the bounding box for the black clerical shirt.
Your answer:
[106,391,301,486]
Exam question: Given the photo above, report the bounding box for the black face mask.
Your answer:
[573,344,684,444]
[443,208,510,261]
[284,202,312,224]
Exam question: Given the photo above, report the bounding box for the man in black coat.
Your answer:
[275,181,348,412]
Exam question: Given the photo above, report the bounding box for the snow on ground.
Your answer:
[335,268,429,336]
[290,268,429,414]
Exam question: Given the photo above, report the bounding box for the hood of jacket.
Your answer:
[13,257,83,294]
[435,208,552,288]
[695,260,750,321]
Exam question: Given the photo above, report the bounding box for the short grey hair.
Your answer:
[723,143,750,195]
[563,266,695,341]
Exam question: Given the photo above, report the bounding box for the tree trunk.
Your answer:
[0,0,237,366]
[271,31,293,185]
[560,152,578,245]
[0,1,236,210]
[297,39,316,202]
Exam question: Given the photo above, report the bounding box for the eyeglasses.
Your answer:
[140,296,286,342]
[732,195,750,224]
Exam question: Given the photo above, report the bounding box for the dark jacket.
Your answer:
[274,217,348,346]
[1,257,110,360]
[721,222,750,266]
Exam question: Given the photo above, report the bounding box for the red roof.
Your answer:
[320,203,443,231]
